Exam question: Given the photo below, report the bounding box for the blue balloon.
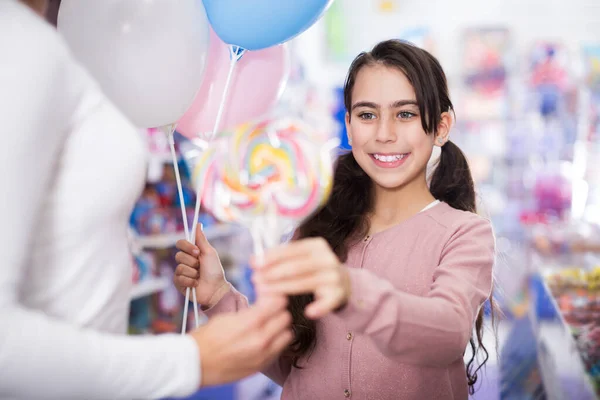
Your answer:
[202,0,333,51]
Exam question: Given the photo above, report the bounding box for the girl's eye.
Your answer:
[398,111,416,119]
[358,112,376,120]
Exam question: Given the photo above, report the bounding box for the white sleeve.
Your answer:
[0,3,200,399]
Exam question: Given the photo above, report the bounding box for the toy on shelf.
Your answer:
[525,42,580,164]
[528,42,572,119]
[460,27,510,121]
[130,160,197,236]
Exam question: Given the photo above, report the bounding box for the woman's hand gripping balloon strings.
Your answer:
[251,237,352,319]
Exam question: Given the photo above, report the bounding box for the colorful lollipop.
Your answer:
[225,117,334,227]
[189,135,243,223]
[188,117,336,247]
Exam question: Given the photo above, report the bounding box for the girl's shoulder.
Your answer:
[426,202,492,231]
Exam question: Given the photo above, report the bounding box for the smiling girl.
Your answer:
[175,39,496,400]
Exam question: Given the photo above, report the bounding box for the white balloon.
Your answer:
[58,0,210,128]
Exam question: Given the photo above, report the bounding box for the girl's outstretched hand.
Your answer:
[251,237,351,319]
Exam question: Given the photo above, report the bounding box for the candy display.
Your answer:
[544,266,600,394]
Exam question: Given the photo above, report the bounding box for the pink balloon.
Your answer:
[177,30,290,139]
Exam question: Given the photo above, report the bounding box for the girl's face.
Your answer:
[346,64,449,192]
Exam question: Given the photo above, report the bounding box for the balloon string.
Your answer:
[189,46,245,247]
[181,288,191,334]
[166,126,190,240]
[163,125,201,333]
[191,278,200,329]
[182,45,246,333]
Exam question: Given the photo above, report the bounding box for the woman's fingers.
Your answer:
[305,292,345,319]
[254,237,326,268]
[255,275,323,295]
[253,259,320,283]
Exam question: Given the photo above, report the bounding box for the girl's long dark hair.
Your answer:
[288,39,495,394]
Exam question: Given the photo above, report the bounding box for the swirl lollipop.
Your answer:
[189,134,243,223]
[189,117,336,250]
[224,117,335,244]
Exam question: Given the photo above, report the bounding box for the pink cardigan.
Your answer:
[205,202,495,400]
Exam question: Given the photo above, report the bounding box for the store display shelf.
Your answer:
[136,232,184,249]
[130,277,170,300]
[149,153,178,164]
[137,224,241,249]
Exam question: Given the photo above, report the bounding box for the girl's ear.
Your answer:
[434,112,452,147]
[345,112,352,145]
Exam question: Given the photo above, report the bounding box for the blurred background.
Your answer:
[48,0,600,399]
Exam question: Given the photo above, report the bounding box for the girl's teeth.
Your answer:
[374,154,404,162]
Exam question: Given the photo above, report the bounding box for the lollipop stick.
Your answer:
[264,194,279,249]
[160,125,201,332]
[251,220,266,263]
[190,224,207,329]
[251,195,279,259]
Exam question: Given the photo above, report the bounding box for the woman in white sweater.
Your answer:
[0,1,292,399]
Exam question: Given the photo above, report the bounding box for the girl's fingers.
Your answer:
[175,264,199,279]
[195,224,215,254]
[175,275,197,289]
[176,239,200,256]
[174,251,199,268]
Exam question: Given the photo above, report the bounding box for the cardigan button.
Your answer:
[346,332,353,341]
[344,389,351,398]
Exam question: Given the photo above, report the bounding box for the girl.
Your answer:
[175,39,495,400]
